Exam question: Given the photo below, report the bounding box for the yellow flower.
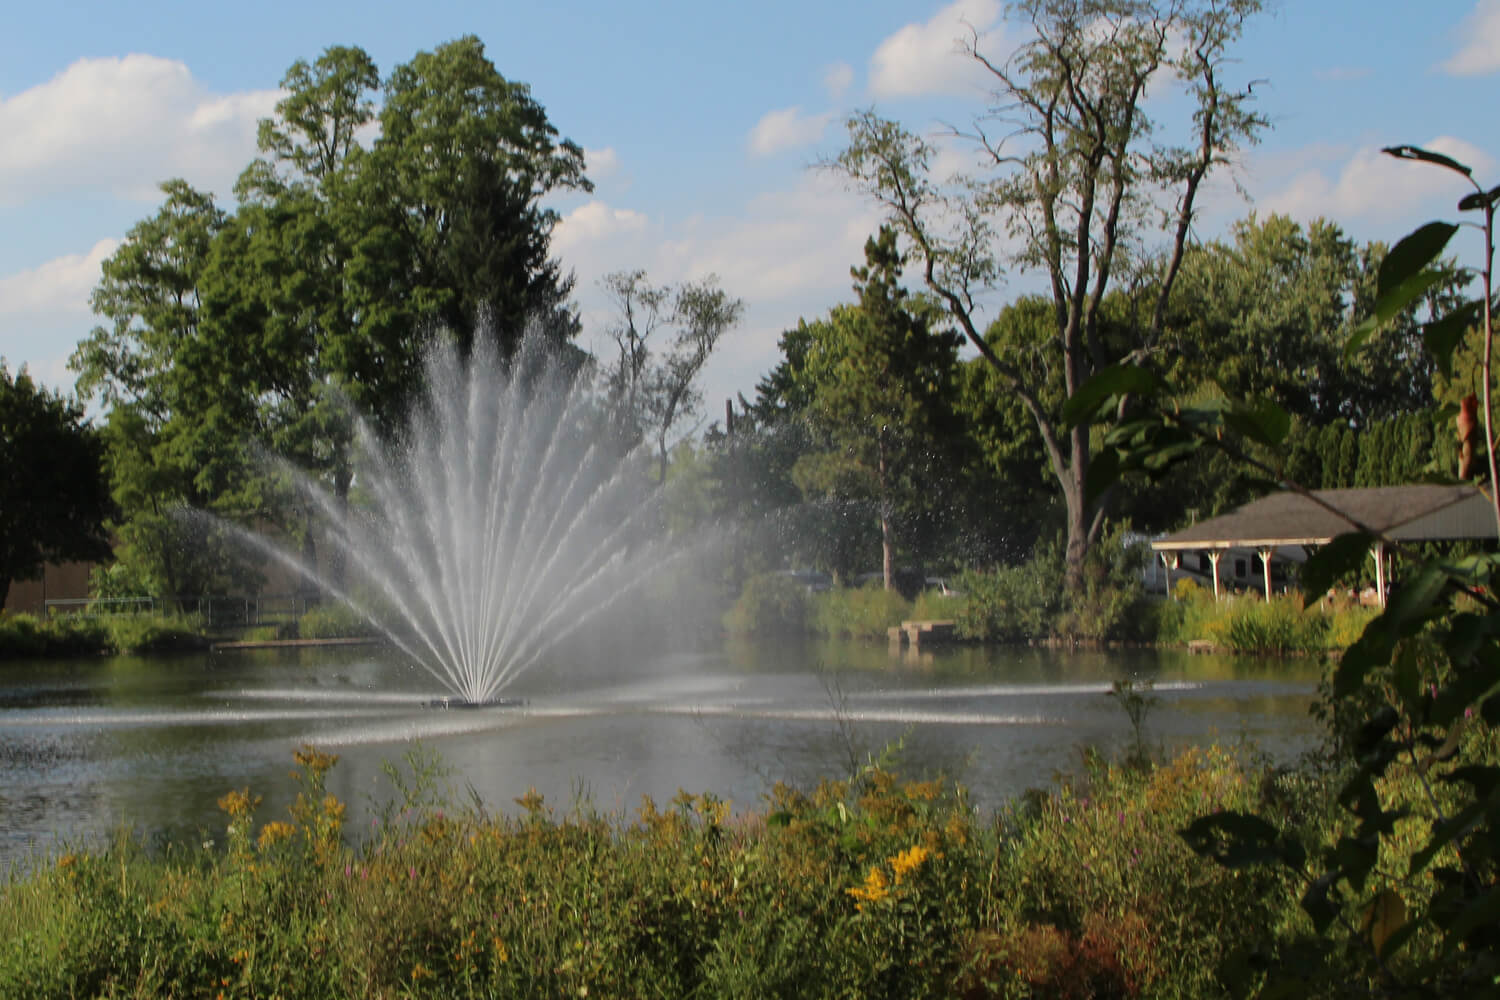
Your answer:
[217,788,260,819]
[257,821,296,849]
[889,844,931,883]
[846,865,890,909]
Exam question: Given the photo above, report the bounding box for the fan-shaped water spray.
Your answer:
[270,334,680,706]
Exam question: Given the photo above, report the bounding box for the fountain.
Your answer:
[265,332,681,707]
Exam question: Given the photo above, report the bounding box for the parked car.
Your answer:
[773,569,832,593]
[925,577,963,598]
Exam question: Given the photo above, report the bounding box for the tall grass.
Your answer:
[0,742,1390,998]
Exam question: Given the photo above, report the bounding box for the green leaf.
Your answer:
[1423,301,1482,379]
[1378,222,1459,299]
[1301,875,1340,934]
[1178,811,1286,869]
[1299,532,1373,609]
[1222,398,1291,448]
[1061,364,1164,429]
[1457,182,1500,212]
[1346,269,1450,358]
[1083,444,1121,510]
[1383,144,1473,177]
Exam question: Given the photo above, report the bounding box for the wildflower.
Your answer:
[889,844,931,884]
[846,865,890,909]
[256,821,296,849]
[218,788,260,819]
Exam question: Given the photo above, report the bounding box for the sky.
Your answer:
[3,0,1500,425]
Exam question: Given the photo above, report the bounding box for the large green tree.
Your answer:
[783,229,964,588]
[833,0,1266,590]
[0,364,113,608]
[71,40,592,594]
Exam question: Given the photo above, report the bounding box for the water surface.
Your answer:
[0,639,1324,869]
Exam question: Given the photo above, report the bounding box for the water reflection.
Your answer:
[0,640,1324,869]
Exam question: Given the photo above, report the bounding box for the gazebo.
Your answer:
[1150,485,1498,606]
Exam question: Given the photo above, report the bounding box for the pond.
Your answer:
[0,637,1325,870]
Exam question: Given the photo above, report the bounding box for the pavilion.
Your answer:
[1150,485,1498,606]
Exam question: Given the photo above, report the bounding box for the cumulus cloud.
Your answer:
[1257,137,1494,225]
[869,0,1004,98]
[1442,0,1500,76]
[747,106,835,156]
[0,54,278,205]
[552,201,649,257]
[0,239,118,319]
[584,146,621,180]
[823,62,855,99]
[548,174,884,408]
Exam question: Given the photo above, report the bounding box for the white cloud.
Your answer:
[552,200,649,257]
[869,0,1004,98]
[0,239,118,319]
[0,54,278,205]
[1442,0,1500,76]
[1257,137,1494,225]
[550,174,884,409]
[823,62,854,99]
[585,146,620,180]
[747,107,835,156]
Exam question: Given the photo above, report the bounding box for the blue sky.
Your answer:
[3,0,1499,418]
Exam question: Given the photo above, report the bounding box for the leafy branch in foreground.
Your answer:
[1070,144,1500,995]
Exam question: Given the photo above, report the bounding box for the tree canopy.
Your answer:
[0,364,113,607]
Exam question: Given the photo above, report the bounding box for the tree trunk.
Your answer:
[0,576,10,613]
[879,441,895,591]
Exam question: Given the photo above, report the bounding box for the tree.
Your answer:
[599,270,743,483]
[784,229,964,589]
[0,364,113,607]
[833,0,1266,590]
[71,41,593,592]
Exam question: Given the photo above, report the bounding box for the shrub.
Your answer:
[100,613,205,654]
[0,612,108,658]
[723,573,811,635]
[955,559,1060,642]
[809,583,912,638]
[297,602,371,639]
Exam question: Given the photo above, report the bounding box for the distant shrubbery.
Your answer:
[955,526,1149,644]
[296,602,372,639]
[1153,579,1379,655]
[0,611,205,658]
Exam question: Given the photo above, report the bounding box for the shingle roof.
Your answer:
[1151,485,1497,551]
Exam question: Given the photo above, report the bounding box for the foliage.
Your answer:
[598,270,744,483]
[0,612,203,658]
[0,613,107,659]
[0,363,114,607]
[71,39,592,595]
[956,525,1147,643]
[808,583,913,639]
[832,0,1267,590]
[1072,144,1500,994]
[0,743,1343,999]
[296,601,371,639]
[722,573,810,635]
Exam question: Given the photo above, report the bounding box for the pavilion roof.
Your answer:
[1150,485,1497,551]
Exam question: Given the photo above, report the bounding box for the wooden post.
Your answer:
[1161,551,1175,597]
[1207,551,1223,601]
[1260,547,1275,601]
[1372,542,1388,608]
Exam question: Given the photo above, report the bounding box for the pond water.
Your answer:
[0,637,1324,870]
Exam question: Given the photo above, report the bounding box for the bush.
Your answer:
[101,613,206,654]
[297,602,371,639]
[0,612,108,658]
[0,744,1357,999]
[808,583,912,639]
[723,573,810,635]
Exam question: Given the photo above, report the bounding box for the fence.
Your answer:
[44,593,320,629]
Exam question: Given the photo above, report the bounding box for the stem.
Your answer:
[1482,198,1498,534]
